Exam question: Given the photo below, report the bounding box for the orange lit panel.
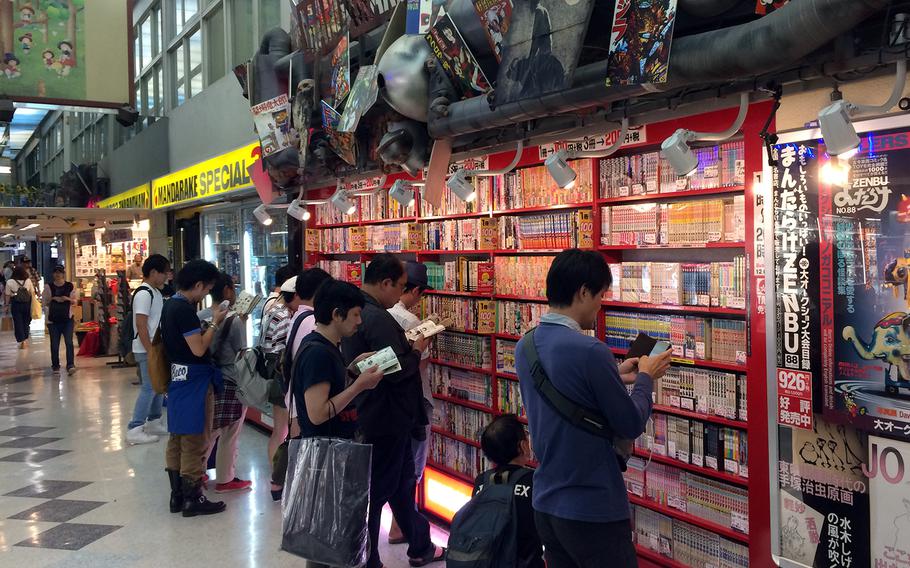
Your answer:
[422,468,473,522]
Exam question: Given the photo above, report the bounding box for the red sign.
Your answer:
[777,368,813,430]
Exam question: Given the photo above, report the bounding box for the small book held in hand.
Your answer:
[233,291,263,316]
[404,315,453,342]
[356,346,402,375]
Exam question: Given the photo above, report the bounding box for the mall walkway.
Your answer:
[0,330,447,566]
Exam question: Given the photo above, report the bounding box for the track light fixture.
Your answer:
[446,169,477,202]
[546,119,630,188]
[661,93,750,177]
[287,198,311,221]
[331,188,357,215]
[389,180,416,207]
[253,204,272,226]
[818,60,906,158]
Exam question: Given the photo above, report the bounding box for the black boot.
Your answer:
[181,476,226,517]
[166,469,183,513]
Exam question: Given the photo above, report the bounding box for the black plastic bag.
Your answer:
[281,437,372,568]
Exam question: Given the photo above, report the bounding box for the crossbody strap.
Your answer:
[521,328,615,442]
[131,286,155,340]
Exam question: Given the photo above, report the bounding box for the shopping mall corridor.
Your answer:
[0,330,447,566]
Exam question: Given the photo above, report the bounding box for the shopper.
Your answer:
[201,271,252,494]
[472,413,544,568]
[126,254,171,446]
[386,261,433,545]
[161,259,227,517]
[290,279,385,568]
[127,253,145,281]
[287,267,333,355]
[2,260,13,282]
[261,263,298,324]
[261,272,303,501]
[515,250,671,568]
[340,253,443,568]
[21,256,40,290]
[5,265,35,348]
[42,266,78,375]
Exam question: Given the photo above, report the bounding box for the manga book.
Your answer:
[425,13,490,99]
[321,101,357,166]
[252,94,294,158]
[605,0,678,87]
[473,0,513,62]
[406,0,434,34]
[330,32,351,107]
[339,65,380,133]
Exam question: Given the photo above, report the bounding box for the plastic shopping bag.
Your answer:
[281,437,372,568]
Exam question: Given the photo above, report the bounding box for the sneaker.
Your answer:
[145,418,168,435]
[51,366,60,372]
[126,425,159,445]
[66,366,76,376]
[215,478,253,493]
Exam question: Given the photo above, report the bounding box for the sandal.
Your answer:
[408,545,446,567]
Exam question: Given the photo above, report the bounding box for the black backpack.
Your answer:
[11,279,30,303]
[446,468,533,568]
[119,285,154,358]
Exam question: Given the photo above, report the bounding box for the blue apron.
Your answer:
[167,362,224,435]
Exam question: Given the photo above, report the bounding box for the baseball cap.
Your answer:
[405,261,433,291]
[280,275,298,293]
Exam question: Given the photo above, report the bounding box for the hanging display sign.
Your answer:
[772,142,821,431]
[96,184,150,210]
[447,157,489,175]
[605,0,678,87]
[101,228,133,245]
[538,126,648,160]
[251,94,293,158]
[817,131,910,441]
[151,143,259,209]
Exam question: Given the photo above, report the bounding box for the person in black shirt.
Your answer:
[161,259,227,517]
[474,414,544,568]
[292,279,384,439]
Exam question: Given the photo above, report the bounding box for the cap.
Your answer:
[280,275,298,293]
[405,261,432,291]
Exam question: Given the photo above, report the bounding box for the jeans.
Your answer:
[48,318,75,369]
[11,301,30,343]
[534,511,638,568]
[128,352,163,430]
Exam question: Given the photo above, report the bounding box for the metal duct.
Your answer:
[678,0,742,18]
[429,0,890,138]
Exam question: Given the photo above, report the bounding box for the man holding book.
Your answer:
[515,249,671,568]
[341,253,444,568]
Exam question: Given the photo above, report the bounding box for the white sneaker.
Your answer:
[145,418,168,435]
[126,425,159,445]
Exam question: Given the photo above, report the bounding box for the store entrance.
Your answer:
[176,213,201,264]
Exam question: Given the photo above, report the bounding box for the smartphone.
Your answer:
[219,300,230,311]
[650,340,671,356]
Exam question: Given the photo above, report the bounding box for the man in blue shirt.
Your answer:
[516,249,671,568]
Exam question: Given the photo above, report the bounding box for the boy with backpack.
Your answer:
[447,414,544,568]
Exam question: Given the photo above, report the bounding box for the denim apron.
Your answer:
[167,362,224,434]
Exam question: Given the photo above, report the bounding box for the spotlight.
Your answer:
[446,169,477,202]
[331,189,357,215]
[253,204,273,225]
[660,93,750,177]
[544,150,577,189]
[287,198,311,222]
[116,104,140,127]
[821,159,851,187]
[389,180,416,207]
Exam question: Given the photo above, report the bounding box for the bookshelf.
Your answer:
[294,102,776,568]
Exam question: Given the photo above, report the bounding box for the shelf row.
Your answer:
[308,242,746,254]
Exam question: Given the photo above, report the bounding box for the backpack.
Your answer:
[446,468,533,568]
[119,285,154,359]
[214,316,283,413]
[11,280,30,303]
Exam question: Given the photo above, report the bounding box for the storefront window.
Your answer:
[202,209,242,285]
[243,204,288,344]
[231,0,254,67]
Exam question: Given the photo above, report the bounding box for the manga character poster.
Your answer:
[330,32,350,108]
[321,101,357,166]
[251,94,293,158]
[495,0,595,105]
[820,129,910,442]
[425,13,490,99]
[605,0,678,87]
[338,65,379,133]
[868,436,910,567]
[473,0,513,62]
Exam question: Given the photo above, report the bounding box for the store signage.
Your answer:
[538,125,648,160]
[577,210,594,249]
[75,230,96,247]
[349,226,367,251]
[151,142,260,209]
[342,177,384,192]
[772,142,820,431]
[304,229,320,252]
[447,157,489,175]
[101,228,133,245]
[480,218,498,250]
[96,184,150,209]
[406,223,423,250]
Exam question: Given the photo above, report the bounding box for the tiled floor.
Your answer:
[0,329,448,566]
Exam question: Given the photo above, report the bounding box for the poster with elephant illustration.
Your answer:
[0,1,129,107]
[868,436,910,567]
[817,128,910,441]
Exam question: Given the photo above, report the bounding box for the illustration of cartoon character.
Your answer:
[781,516,806,555]
[883,251,910,308]
[884,498,910,564]
[273,109,290,136]
[19,33,32,54]
[19,5,34,25]
[4,53,21,78]
[896,195,910,223]
[42,49,60,72]
[57,41,75,76]
[843,312,910,394]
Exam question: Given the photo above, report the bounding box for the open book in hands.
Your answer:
[233,291,263,316]
[404,315,454,342]
[355,346,402,375]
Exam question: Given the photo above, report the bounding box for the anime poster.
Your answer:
[320,100,357,166]
[495,0,595,105]
[251,94,293,158]
[868,436,910,567]
[292,0,345,54]
[756,0,790,15]
[329,32,350,107]
[473,0,513,62]
[406,0,435,34]
[605,0,678,87]
[777,417,871,567]
[338,64,379,133]
[773,142,821,431]
[426,13,490,99]
[820,129,910,441]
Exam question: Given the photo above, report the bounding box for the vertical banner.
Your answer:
[773,142,821,430]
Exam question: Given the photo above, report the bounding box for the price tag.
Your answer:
[681,397,695,411]
[640,291,652,304]
[692,453,704,467]
[669,395,681,408]
[740,408,748,421]
[706,456,718,470]
[725,460,739,475]
[736,350,747,364]
[697,294,710,307]
[696,396,708,413]
[740,464,749,479]
[704,165,719,179]
[655,443,667,456]
[675,179,688,191]
[619,186,631,197]
[672,344,685,357]
[645,435,654,449]
[649,536,659,552]
[669,496,687,512]
[662,289,679,305]
[644,233,657,244]
[731,511,749,533]
[646,180,658,193]
[667,440,677,457]
[696,342,706,359]
[660,537,672,556]
[632,183,645,194]
[677,451,689,464]
[707,231,722,242]
[728,296,746,309]
[630,481,644,497]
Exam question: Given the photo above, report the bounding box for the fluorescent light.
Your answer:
[1,233,13,239]
[0,166,11,174]
[253,204,272,226]
[544,150,578,189]
[20,223,39,231]
[270,231,289,235]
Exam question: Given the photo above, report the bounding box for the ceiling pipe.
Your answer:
[429,0,890,139]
